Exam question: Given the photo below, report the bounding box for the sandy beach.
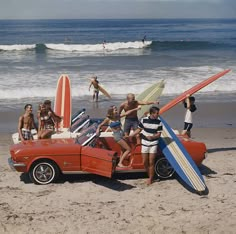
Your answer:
[0,101,236,234]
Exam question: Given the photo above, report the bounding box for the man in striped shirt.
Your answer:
[130,106,163,185]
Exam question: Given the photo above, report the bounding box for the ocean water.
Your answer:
[0,18,236,111]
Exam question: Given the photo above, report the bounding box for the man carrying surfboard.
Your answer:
[130,106,163,185]
[89,76,100,102]
[119,93,159,139]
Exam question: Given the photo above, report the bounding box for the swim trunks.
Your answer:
[21,128,33,140]
[124,117,139,134]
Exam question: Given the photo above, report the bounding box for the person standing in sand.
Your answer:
[18,104,37,141]
[130,106,162,185]
[119,93,159,139]
[89,76,100,102]
[182,94,197,138]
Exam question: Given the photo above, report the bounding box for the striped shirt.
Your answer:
[138,116,163,146]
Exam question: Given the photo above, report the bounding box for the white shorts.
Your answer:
[141,144,158,154]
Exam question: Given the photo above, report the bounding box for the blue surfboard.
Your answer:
[158,116,206,193]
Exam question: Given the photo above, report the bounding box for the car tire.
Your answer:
[29,160,60,185]
[155,157,175,179]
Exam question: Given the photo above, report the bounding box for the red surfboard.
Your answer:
[160,69,231,114]
[54,75,72,128]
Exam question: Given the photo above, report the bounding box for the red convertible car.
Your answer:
[9,123,207,185]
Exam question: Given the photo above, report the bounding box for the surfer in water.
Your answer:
[103,40,106,50]
[18,104,37,141]
[182,95,197,138]
[142,35,146,44]
[119,93,159,142]
[130,106,163,185]
[89,76,100,102]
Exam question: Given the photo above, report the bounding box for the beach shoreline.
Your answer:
[1,98,235,133]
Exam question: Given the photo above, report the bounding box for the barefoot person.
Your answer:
[119,93,159,139]
[89,76,100,102]
[18,104,37,141]
[97,105,141,167]
[130,106,162,185]
[182,95,197,138]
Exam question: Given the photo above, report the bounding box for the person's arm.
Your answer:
[118,102,125,115]
[145,132,162,141]
[120,105,141,118]
[138,100,159,105]
[185,95,191,109]
[89,79,94,91]
[31,114,38,132]
[145,122,162,140]
[18,116,24,142]
[96,118,109,135]
[49,108,62,123]
[37,113,42,131]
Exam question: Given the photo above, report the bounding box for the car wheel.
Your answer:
[29,160,60,185]
[155,157,175,179]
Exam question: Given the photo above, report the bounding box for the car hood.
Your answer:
[10,138,79,157]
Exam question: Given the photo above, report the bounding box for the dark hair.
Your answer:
[44,100,51,105]
[184,96,196,112]
[24,104,32,110]
[190,104,197,112]
[149,106,160,114]
[184,102,197,112]
[189,96,195,102]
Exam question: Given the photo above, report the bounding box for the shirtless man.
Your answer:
[89,76,99,102]
[18,104,37,141]
[119,93,158,138]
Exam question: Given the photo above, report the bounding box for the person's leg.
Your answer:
[117,139,131,167]
[182,123,192,137]
[148,153,156,185]
[142,152,149,176]
[132,120,140,144]
[182,122,189,135]
[123,119,132,137]
[40,129,53,139]
[95,91,99,102]
[92,91,95,102]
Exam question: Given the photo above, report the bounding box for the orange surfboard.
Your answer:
[160,69,231,114]
[54,75,72,128]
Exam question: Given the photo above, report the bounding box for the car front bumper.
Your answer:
[8,157,26,171]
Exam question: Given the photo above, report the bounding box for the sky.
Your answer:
[0,0,235,20]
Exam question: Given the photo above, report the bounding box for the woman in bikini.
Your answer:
[96,105,141,167]
[37,103,56,139]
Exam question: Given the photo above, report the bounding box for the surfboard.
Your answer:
[158,116,206,193]
[136,80,165,118]
[76,123,98,146]
[90,78,111,98]
[70,114,90,133]
[71,108,86,125]
[160,69,231,114]
[54,75,72,129]
[98,84,111,99]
